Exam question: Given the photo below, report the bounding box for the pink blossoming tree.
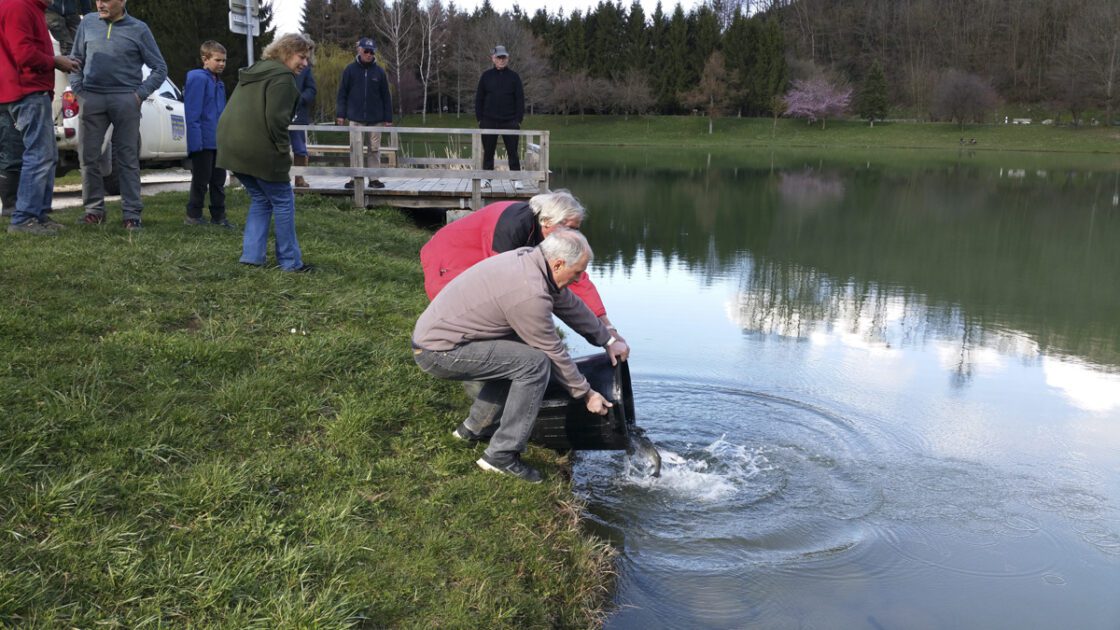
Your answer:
[783,77,852,129]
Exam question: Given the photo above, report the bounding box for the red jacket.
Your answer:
[0,0,56,104]
[420,200,608,317]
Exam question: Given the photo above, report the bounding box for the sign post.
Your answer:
[228,0,261,65]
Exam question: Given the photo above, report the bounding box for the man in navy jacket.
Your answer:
[475,44,524,189]
[335,37,392,189]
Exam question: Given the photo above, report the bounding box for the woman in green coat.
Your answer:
[217,33,315,272]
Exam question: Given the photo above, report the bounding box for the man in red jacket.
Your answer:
[420,189,626,337]
[0,0,80,234]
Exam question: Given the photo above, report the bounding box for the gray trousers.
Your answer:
[79,92,143,220]
[414,339,551,460]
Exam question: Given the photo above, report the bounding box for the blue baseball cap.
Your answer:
[358,38,377,52]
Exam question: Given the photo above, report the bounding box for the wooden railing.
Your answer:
[288,124,550,209]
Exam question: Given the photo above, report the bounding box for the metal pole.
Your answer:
[245,2,254,65]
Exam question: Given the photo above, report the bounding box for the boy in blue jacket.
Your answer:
[184,41,229,227]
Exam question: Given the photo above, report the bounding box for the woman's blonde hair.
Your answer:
[262,33,316,63]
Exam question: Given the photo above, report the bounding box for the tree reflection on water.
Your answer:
[558,148,1120,372]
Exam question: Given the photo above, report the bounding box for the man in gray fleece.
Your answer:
[69,0,166,229]
[413,229,630,483]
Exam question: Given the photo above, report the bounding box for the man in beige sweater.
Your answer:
[412,229,630,483]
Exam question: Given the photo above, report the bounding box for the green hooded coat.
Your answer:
[216,60,299,183]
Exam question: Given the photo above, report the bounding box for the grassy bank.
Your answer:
[0,193,612,627]
[396,114,1120,154]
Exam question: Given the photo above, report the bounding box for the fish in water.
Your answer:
[626,427,662,477]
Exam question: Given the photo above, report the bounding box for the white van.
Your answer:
[53,38,189,193]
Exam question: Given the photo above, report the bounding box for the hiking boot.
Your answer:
[123,219,143,230]
[79,212,105,225]
[477,453,542,483]
[294,176,309,188]
[7,218,57,235]
[452,421,498,442]
[368,179,385,189]
[184,216,208,226]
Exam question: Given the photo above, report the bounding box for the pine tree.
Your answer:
[623,1,647,75]
[856,60,889,125]
[747,17,786,116]
[127,0,274,93]
[686,5,720,88]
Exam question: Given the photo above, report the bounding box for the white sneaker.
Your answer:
[513,180,524,190]
[480,179,490,188]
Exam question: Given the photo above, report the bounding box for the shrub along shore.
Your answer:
[0,193,612,627]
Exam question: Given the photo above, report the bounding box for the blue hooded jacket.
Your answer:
[184,68,226,153]
[336,57,392,124]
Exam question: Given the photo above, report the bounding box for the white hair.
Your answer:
[529,190,585,228]
[539,228,592,266]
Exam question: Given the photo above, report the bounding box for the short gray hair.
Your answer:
[540,228,592,266]
[529,190,585,228]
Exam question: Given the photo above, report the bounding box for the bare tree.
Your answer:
[1061,3,1120,124]
[931,70,999,128]
[416,0,448,122]
[376,0,419,118]
[682,51,732,134]
[610,70,655,119]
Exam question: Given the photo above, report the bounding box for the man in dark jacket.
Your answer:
[335,37,391,189]
[475,44,524,189]
[290,64,316,188]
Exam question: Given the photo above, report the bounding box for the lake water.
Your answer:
[551,147,1120,629]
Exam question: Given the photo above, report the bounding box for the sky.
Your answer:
[272,0,702,35]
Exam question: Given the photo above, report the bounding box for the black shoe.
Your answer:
[7,218,57,235]
[452,422,498,442]
[344,180,354,189]
[477,453,542,483]
[184,216,208,226]
[290,263,315,273]
[368,179,386,189]
[210,218,235,230]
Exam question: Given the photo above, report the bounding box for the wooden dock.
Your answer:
[297,176,536,209]
[288,124,549,210]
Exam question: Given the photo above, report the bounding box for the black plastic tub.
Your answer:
[529,353,636,451]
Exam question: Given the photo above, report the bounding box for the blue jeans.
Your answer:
[6,92,56,225]
[288,130,307,157]
[414,339,551,460]
[235,173,303,270]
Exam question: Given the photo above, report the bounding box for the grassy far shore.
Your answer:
[393,114,1120,154]
[0,192,611,627]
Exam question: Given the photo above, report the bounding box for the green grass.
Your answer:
[395,114,1120,154]
[0,193,612,627]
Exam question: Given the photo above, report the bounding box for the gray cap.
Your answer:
[491,45,509,57]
